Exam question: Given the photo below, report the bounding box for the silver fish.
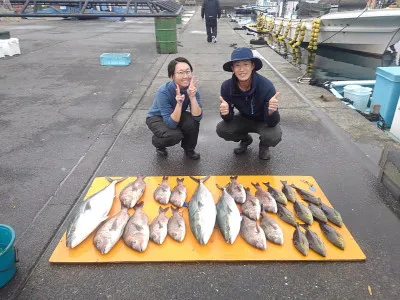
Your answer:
[93,207,130,254]
[123,202,149,252]
[281,180,297,203]
[301,224,326,257]
[226,176,246,204]
[308,203,328,223]
[260,212,284,245]
[170,178,187,207]
[293,223,309,256]
[263,182,288,205]
[150,207,169,245]
[242,187,261,221]
[154,176,171,205]
[240,216,267,250]
[188,176,217,245]
[294,200,314,225]
[320,203,343,227]
[216,184,242,244]
[277,203,297,227]
[291,184,322,206]
[168,206,186,242]
[252,182,277,213]
[319,222,345,250]
[120,176,146,208]
[66,177,125,248]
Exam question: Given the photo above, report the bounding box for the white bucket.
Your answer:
[344,85,372,111]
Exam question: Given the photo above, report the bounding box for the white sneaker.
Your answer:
[212,36,216,43]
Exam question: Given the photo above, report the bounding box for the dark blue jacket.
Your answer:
[201,0,221,20]
[220,72,280,127]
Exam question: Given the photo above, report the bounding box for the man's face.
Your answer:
[231,60,255,82]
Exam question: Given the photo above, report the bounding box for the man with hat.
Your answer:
[216,48,282,160]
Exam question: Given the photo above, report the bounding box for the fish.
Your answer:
[319,222,345,250]
[66,177,125,248]
[281,180,297,203]
[308,203,328,223]
[293,200,314,225]
[167,206,186,242]
[290,184,322,206]
[93,207,130,254]
[122,202,150,252]
[226,175,246,204]
[119,176,146,208]
[188,176,217,245]
[153,176,171,205]
[242,187,261,221]
[240,216,267,250]
[263,182,288,205]
[320,203,343,227]
[293,223,309,256]
[277,202,297,227]
[216,184,242,244]
[149,206,169,245]
[301,224,326,257]
[251,182,277,213]
[169,178,187,207]
[260,211,284,245]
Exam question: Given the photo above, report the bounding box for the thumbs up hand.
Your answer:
[219,96,229,116]
[268,92,279,115]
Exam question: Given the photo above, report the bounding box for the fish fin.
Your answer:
[244,187,250,193]
[255,223,261,233]
[201,176,210,183]
[159,206,169,214]
[227,205,233,213]
[262,182,270,187]
[216,184,224,191]
[198,201,204,208]
[158,221,163,229]
[111,219,120,231]
[235,186,242,192]
[134,224,143,231]
[189,176,200,183]
[134,201,144,210]
[84,201,92,212]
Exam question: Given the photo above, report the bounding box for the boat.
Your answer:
[242,3,400,56]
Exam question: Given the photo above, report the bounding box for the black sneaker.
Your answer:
[233,134,253,155]
[185,150,200,160]
[259,145,271,160]
[156,147,168,157]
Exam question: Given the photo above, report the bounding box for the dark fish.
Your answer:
[320,203,343,227]
[170,178,187,207]
[277,203,297,227]
[263,182,288,205]
[290,184,321,206]
[226,176,246,204]
[301,224,326,257]
[294,200,313,225]
[119,176,146,208]
[281,180,297,203]
[308,203,328,223]
[319,222,345,250]
[293,223,309,256]
[242,187,261,221]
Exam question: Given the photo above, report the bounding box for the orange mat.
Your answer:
[50,176,366,263]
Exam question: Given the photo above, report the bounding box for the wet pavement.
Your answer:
[1,7,400,300]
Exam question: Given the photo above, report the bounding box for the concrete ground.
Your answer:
[1,7,400,299]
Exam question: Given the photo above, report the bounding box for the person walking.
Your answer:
[201,0,222,43]
[146,57,202,160]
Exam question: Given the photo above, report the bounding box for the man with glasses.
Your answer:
[146,57,202,160]
[216,48,282,160]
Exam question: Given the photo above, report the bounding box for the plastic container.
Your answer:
[0,224,17,288]
[100,53,131,66]
[371,67,400,127]
[155,17,177,54]
[344,85,372,111]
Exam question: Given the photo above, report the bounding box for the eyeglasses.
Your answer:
[175,70,192,76]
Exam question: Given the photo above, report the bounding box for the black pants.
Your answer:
[216,115,282,147]
[205,18,217,42]
[146,111,200,151]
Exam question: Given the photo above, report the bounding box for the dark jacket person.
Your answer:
[216,48,282,160]
[201,0,221,43]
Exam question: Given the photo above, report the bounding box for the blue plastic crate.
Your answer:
[100,53,131,66]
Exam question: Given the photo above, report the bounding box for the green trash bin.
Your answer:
[155,17,177,54]
[176,15,182,25]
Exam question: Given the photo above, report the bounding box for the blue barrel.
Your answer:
[0,224,17,288]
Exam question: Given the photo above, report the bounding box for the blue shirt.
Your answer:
[147,81,202,129]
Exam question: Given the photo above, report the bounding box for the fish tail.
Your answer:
[251,182,259,188]
[189,176,210,183]
[159,206,169,214]
[134,201,144,210]
[262,182,270,187]
[105,176,127,183]
[216,184,224,191]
